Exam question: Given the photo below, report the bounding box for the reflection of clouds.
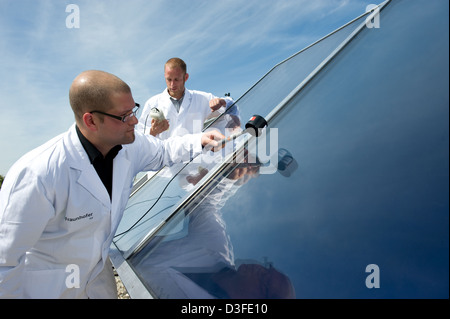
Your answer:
[123,132,299,297]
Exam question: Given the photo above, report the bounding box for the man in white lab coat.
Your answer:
[0,70,223,299]
[137,57,238,139]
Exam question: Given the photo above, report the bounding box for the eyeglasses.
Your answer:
[90,103,140,123]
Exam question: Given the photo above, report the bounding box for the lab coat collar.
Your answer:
[56,125,134,295]
[163,88,193,115]
[109,153,131,235]
[66,124,133,238]
[179,89,192,114]
[65,124,111,207]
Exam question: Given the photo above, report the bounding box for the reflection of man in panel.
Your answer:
[132,157,295,299]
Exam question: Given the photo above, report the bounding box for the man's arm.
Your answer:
[134,129,225,173]
[209,98,227,112]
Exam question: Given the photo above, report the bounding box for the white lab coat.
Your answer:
[137,88,235,139]
[0,124,202,299]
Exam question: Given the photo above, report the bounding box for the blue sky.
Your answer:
[0,0,377,175]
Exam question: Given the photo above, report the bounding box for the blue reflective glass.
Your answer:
[211,11,369,130]
[118,0,449,298]
[113,3,368,256]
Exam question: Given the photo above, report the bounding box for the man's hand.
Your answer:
[209,98,227,112]
[150,118,170,136]
[201,130,225,152]
[227,151,260,183]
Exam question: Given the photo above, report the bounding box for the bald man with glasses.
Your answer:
[0,70,224,299]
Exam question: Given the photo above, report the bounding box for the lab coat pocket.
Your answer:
[24,268,78,299]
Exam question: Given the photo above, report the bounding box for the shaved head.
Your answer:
[69,70,131,123]
[165,57,187,74]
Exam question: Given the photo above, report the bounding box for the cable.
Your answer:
[113,162,189,238]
